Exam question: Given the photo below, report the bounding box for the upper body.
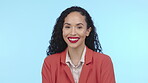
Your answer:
[42,47,115,83]
[42,6,116,83]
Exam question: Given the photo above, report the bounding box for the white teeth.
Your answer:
[69,38,78,41]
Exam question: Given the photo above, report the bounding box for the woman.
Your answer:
[42,6,116,83]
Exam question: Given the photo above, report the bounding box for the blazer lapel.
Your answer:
[79,63,92,83]
[63,65,75,83]
[79,47,93,83]
[60,48,75,83]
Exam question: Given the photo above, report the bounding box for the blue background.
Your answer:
[0,0,148,83]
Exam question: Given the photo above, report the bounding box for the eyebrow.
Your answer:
[64,23,84,26]
[76,23,84,26]
[64,23,71,25]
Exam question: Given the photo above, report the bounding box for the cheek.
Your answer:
[79,30,88,37]
[62,29,66,36]
[62,29,69,38]
[62,32,67,42]
[62,31,67,37]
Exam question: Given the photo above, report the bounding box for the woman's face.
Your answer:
[62,12,91,49]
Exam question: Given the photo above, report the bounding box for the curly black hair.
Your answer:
[47,6,102,55]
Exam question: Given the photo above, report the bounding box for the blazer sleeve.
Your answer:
[101,55,116,83]
[42,59,52,83]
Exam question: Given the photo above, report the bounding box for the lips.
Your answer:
[68,37,80,43]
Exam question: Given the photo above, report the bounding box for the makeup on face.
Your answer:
[68,37,80,43]
[62,12,91,48]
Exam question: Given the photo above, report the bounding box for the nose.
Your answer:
[70,27,76,35]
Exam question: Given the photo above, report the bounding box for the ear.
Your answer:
[86,27,92,36]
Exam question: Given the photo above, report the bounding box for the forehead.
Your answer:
[64,12,86,25]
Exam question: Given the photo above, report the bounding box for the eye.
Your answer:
[77,26,82,29]
[64,26,70,28]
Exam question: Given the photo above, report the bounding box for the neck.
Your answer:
[67,45,85,66]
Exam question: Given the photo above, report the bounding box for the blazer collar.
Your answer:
[85,46,93,65]
[60,46,93,65]
[60,48,67,64]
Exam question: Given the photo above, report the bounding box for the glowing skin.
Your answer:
[62,12,91,49]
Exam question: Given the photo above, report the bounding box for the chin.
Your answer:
[67,43,85,49]
[65,39,85,49]
[68,45,79,49]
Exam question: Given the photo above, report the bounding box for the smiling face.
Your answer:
[62,12,91,49]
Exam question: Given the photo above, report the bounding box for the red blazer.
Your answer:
[42,47,116,83]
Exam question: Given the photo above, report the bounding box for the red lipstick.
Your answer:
[68,37,80,43]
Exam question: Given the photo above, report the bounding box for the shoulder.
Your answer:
[86,47,112,63]
[93,51,111,60]
[91,51,114,71]
[43,52,61,65]
[92,51,112,64]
